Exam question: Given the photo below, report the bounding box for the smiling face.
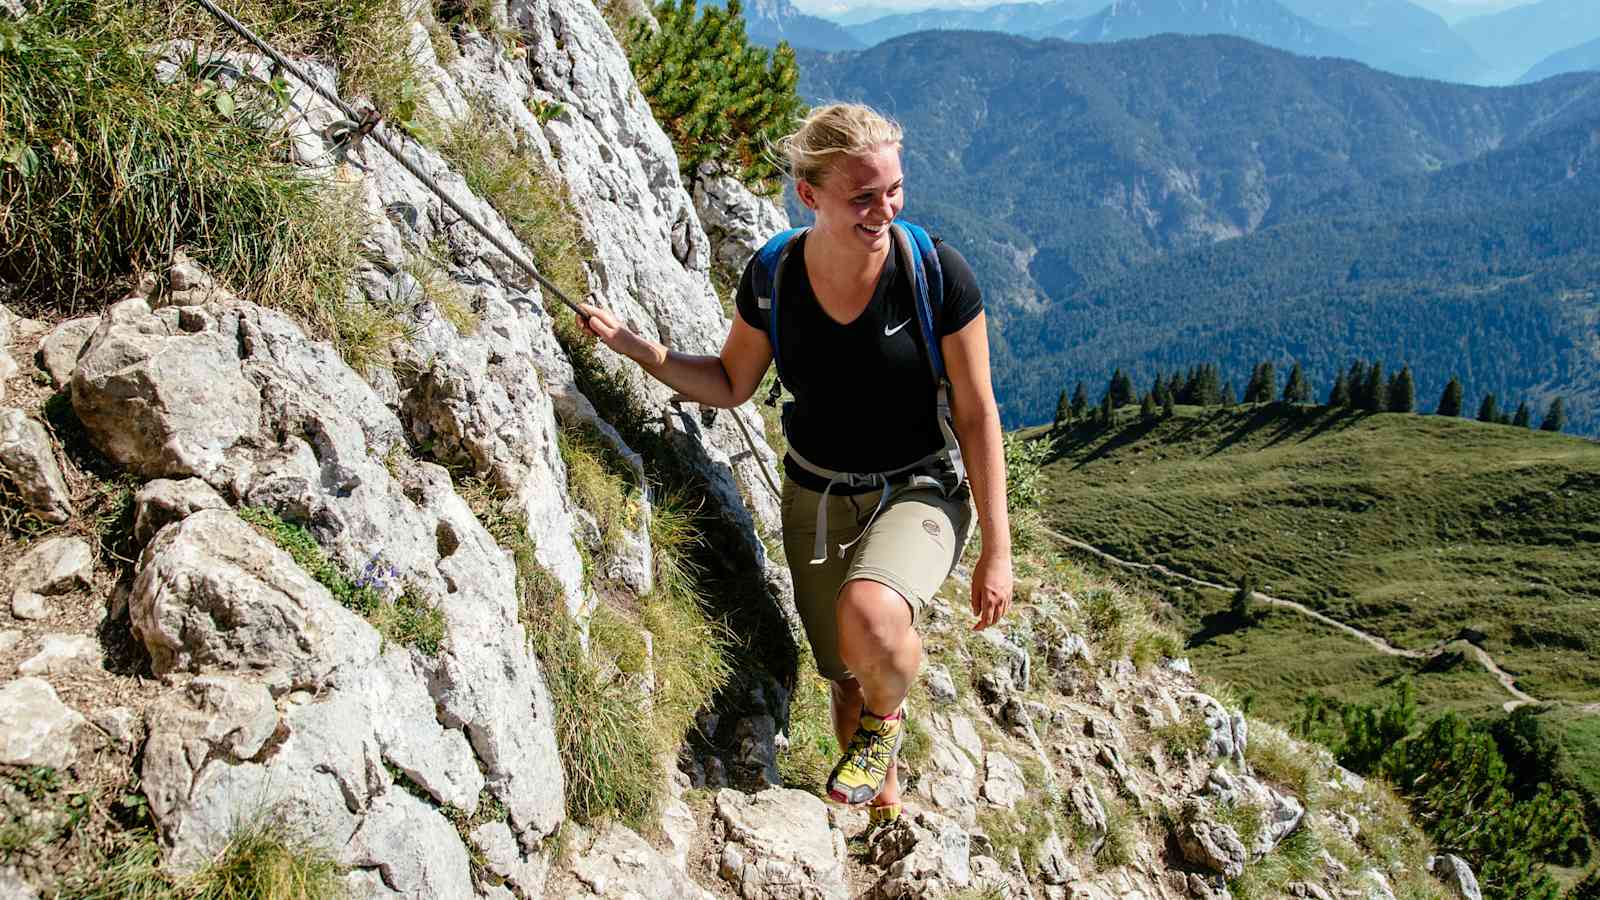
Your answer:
[796,142,904,255]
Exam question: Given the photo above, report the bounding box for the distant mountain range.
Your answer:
[793,32,1600,433]
[1519,35,1600,84]
[767,0,1600,86]
[1456,0,1600,81]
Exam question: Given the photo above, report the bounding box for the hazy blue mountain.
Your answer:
[844,0,1104,46]
[1456,0,1600,82]
[1519,35,1600,84]
[1409,0,1535,25]
[1274,0,1487,82]
[812,4,906,26]
[1047,0,1367,63]
[792,31,1600,432]
[708,0,863,50]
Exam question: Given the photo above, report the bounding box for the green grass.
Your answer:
[0,0,390,362]
[777,651,837,795]
[1151,714,1211,760]
[1039,406,1600,704]
[56,823,345,899]
[557,422,643,560]
[237,507,446,656]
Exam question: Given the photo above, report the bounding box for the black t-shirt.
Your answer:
[736,231,983,492]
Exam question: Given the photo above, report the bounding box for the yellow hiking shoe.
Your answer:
[827,708,903,805]
[863,801,902,840]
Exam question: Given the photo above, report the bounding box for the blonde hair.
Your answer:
[776,103,903,187]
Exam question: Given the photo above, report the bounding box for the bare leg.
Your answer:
[830,678,902,807]
[835,579,921,806]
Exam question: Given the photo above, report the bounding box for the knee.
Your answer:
[837,581,915,654]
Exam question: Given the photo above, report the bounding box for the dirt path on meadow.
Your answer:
[1042,527,1543,711]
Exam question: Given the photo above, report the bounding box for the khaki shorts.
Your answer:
[781,479,974,682]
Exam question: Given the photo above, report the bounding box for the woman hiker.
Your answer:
[578,103,1013,826]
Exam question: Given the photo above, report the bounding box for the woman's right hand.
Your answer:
[577,303,649,363]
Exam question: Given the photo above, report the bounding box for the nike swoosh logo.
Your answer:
[884,319,912,337]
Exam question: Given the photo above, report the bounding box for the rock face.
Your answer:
[1429,854,1482,900]
[691,162,791,290]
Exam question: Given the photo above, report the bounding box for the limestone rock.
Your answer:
[71,299,260,479]
[715,788,847,900]
[129,509,380,689]
[566,821,714,899]
[1175,801,1247,879]
[977,629,1031,692]
[870,810,972,898]
[924,663,957,705]
[734,713,781,787]
[0,410,74,525]
[1288,882,1333,899]
[142,675,280,830]
[690,162,790,288]
[36,316,99,387]
[16,633,101,675]
[91,706,141,745]
[471,820,549,897]
[1034,830,1074,885]
[0,867,38,900]
[1187,692,1248,767]
[7,536,92,620]
[132,477,228,547]
[0,678,89,768]
[0,306,16,402]
[982,751,1027,809]
[1205,767,1304,856]
[1429,854,1482,900]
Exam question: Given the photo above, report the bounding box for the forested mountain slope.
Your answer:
[795,32,1600,434]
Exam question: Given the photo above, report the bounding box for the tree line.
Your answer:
[1291,682,1597,900]
[1051,357,1569,434]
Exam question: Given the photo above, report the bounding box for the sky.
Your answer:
[792,0,1536,18]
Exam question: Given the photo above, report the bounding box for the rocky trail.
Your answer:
[1042,528,1544,711]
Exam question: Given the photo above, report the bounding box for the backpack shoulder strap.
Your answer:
[890,221,946,385]
[754,226,807,405]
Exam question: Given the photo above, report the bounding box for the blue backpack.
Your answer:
[750,221,968,564]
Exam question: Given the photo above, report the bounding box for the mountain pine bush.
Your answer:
[625,0,804,194]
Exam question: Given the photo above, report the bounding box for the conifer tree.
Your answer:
[1499,410,1514,426]
[628,0,804,193]
[1328,373,1350,408]
[1282,362,1310,404]
[1150,372,1168,407]
[1437,377,1464,417]
[1230,572,1260,624]
[1362,361,1386,412]
[1070,382,1088,420]
[1541,397,1567,433]
[1513,401,1532,429]
[1167,372,1183,404]
[1053,389,1071,432]
[1478,393,1500,423]
[1162,390,1175,418]
[1388,366,1415,413]
[1346,360,1369,408]
[1222,381,1237,407]
[1140,392,1157,422]
[1099,390,1114,427]
[1110,369,1136,408]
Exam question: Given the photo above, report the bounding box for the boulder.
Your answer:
[7,536,92,620]
[0,305,16,401]
[1174,801,1247,880]
[16,633,101,675]
[35,316,99,387]
[871,810,973,898]
[565,821,713,899]
[1205,767,1305,857]
[0,678,89,768]
[70,299,260,479]
[129,509,380,689]
[0,410,74,525]
[131,477,228,547]
[1428,854,1482,900]
[1187,692,1248,768]
[715,788,848,900]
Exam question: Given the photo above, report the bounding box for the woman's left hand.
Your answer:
[970,548,1013,630]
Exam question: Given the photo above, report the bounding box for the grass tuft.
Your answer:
[57,822,345,899]
[238,507,445,656]
[557,422,642,559]
[1,1,370,326]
